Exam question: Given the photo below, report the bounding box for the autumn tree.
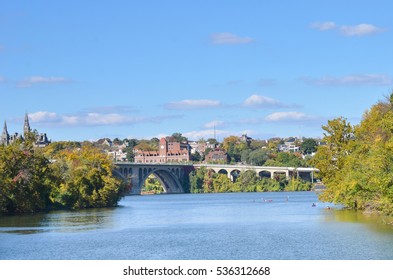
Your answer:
[314,96,393,215]
[0,140,55,213]
[50,143,126,209]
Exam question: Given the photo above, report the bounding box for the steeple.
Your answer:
[1,121,10,145]
[23,112,31,137]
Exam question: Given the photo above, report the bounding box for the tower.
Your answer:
[1,121,10,145]
[159,137,168,158]
[23,112,31,137]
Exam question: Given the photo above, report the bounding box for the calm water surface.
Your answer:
[1,192,392,259]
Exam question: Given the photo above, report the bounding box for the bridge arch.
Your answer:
[115,164,187,195]
[258,170,272,179]
[217,169,228,175]
[229,169,241,182]
[138,167,184,194]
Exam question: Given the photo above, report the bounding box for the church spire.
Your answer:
[24,112,31,137]
[1,121,10,145]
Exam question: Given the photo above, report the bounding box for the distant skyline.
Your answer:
[1,0,392,141]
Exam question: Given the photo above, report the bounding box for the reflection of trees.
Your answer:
[0,213,45,228]
[0,208,116,234]
[324,209,393,234]
[42,208,116,232]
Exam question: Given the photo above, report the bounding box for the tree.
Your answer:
[312,117,355,183]
[223,136,248,163]
[0,141,55,213]
[235,170,259,192]
[113,138,123,145]
[248,149,269,166]
[300,138,318,155]
[264,152,305,167]
[190,151,202,162]
[189,167,205,193]
[171,132,188,143]
[50,143,126,209]
[134,140,155,151]
[313,98,393,215]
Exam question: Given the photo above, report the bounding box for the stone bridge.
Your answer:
[114,162,194,195]
[114,162,319,195]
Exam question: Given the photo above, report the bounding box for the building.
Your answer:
[189,140,218,155]
[277,137,300,153]
[240,134,253,145]
[0,113,51,147]
[205,149,228,163]
[108,149,128,162]
[134,137,190,163]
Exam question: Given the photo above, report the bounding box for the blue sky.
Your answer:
[1,0,392,141]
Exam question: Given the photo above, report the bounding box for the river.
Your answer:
[0,192,392,259]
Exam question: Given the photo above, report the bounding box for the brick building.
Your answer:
[134,137,190,163]
[205,149,228,163]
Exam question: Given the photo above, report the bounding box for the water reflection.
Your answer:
[0,207,116,235]
[323,208,393,235]
[1,192,393,260]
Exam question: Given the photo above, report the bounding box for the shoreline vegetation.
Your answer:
[0,139,127,214]
[142,169,313,194]
[313,94,393,216]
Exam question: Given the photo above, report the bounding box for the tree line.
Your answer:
[189,167,312,193]
[0,138,126,214]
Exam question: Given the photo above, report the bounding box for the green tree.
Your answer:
[300,138,318,155]
[235,170,258,192]
[171,132,188,143]
[190,151,202,162]
[50,143,126,209]
[189,167,205,193]
[314,100,393,215]
[0,141,55,213]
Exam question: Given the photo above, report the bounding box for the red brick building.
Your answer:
[134,137,190,163]
[205,149,228,163]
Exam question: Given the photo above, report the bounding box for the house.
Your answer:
[205,149,228,163]
[108,149,128,162]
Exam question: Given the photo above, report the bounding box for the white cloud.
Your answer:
[204,120,225,129]
[340,24,385,36]
[28,111,181,128]
[17,76,71,88]
[301,74,393,86]
[311,21,337,31]
[28,111,145,127]
[165,99,221,110]
[243,94,283,108]
[183,129,230,140]
[29,111,61,123]
[210,32,254,45]
[311,21,385,36]
[265,112,311,122]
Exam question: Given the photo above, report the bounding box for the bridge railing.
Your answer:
[114,161,318,172]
